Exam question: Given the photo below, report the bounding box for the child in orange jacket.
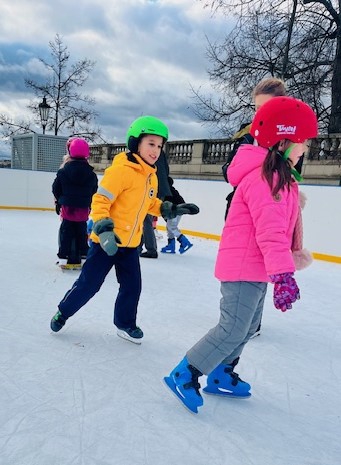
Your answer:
[50,116,199,343]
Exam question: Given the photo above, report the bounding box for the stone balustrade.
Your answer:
[89,133,341,185]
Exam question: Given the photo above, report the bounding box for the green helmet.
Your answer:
[126,115,169,152]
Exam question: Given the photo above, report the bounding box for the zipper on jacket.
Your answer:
[126,174,151,247]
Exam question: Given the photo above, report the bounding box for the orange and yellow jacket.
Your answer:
[90,152,162,248]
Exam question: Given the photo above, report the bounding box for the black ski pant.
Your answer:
[58,243,142,330]
[58,219,89,263]
[140,214,157,253]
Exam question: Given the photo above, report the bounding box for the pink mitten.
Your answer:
[269,273,300,312]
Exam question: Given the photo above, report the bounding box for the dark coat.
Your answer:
[221,123,253,219]
[164,177,185,205]
[52,159,98,209]
[222,123,253,183]
[155,151,172,200]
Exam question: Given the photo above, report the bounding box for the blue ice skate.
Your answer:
[164,357,203,414]
[203,362,251,398]
[161,238,176,254]
[177,234,193,254]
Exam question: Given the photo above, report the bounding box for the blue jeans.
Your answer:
[58,243,142,329]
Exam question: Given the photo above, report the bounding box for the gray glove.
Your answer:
[161,201,200,220]
[93,218,121,256]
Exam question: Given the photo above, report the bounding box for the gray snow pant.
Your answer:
[186,281,267,375]
[166,215,182,239]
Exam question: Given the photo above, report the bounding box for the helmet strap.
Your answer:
[283,144,295,161]
[283,145,303,182]
[291,167,303,182]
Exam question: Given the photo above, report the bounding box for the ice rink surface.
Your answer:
[1,209,340,465]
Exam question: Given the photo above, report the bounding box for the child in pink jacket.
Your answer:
[164,96,318,414]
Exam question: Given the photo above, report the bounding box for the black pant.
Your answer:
[58,243,142,329]
[58,219,89,263]
[140,214,157,253]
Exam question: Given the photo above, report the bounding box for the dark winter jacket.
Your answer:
[164,177,185,205]
[221,123,253,220]
[222,123,253,183]
[52,159,98,209]
[155,151,172,200]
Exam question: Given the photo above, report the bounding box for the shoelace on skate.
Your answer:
[229,371,244,387]
[183,379,201,395]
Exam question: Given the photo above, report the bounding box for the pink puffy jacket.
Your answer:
[215,145,299,283]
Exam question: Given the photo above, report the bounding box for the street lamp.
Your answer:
[38,97,51,134]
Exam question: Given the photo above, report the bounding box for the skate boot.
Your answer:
[154,229,163,240]
[56,258,67,268]
[50,310,67,332]
[140,250,158,259]
[116,326,144,344]
[177,234,193,254]
[164,356,203,414]
[161,238,176,254]
[203,358,251,398]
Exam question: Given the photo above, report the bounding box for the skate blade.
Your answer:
[163,376,199,414]
[202,387,251,398]
[60,264,82,271]
[116,329,143,345]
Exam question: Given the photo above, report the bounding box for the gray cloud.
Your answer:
[0,0,232,143]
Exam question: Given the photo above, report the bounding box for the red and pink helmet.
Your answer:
[250,96,318,148]
[68,138,90,159]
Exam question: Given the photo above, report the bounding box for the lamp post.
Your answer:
[38,97,51,134]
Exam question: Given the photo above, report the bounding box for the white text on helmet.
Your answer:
[276,125,296,135]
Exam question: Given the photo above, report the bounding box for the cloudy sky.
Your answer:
[0,0,231,150]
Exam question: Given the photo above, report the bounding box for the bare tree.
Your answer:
[0,34,104,142]
[303,0,341,133]
[0,115,32,139]
[195,0,337,134]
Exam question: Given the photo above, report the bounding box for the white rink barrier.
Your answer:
[0,168,340,263]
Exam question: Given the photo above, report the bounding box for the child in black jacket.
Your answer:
[52,138,98,267]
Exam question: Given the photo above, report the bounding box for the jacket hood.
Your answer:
[63,160,94,185]
[112,151,156,176]
[227,145,268,187]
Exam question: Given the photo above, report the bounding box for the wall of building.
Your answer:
[11,133,68,172]
[0,168,340,261]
